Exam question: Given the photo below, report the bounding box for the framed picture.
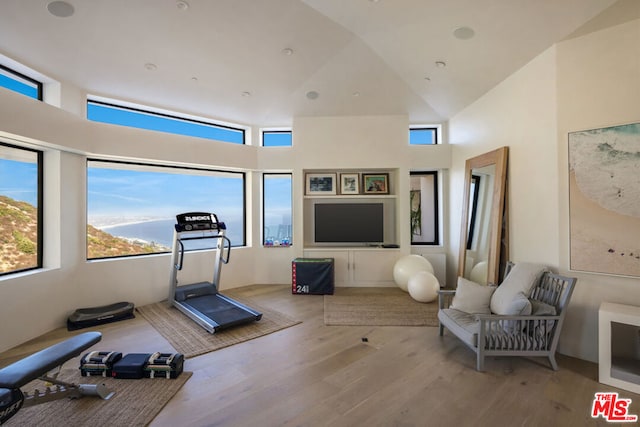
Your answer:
[362,173,389,194]
[305,173,337,195]
[340,173,360,195]
[568,121,640,277]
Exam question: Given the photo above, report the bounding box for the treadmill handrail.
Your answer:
[175,234,231,268]
[175,240,185,271]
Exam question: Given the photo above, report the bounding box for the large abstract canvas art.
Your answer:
[568,122,640,277]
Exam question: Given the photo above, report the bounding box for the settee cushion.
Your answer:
[437,308,479,347]
[450,277,496,314]
[490,262,548,315]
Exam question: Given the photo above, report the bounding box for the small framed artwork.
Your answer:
[306,173,337,195]
[363,173,389,194]
[340,173,360,195]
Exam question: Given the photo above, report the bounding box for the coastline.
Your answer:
[94,217,173,230]
[569,171,640,277]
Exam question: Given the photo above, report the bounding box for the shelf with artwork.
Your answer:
[302,168,398,249]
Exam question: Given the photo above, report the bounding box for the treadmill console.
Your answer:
[175,212,226,232]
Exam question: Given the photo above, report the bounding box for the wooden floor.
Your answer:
[1,284,638,427]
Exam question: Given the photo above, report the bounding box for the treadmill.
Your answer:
[168,212,262,334]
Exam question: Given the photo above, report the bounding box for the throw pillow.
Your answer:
[530,299,557,315]
[450,277,496,314]
[490,262,548,315]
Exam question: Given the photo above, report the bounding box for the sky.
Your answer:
[87,165,245,221]
[0,158,38,206]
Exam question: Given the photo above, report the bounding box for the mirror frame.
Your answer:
[458,146,509,285]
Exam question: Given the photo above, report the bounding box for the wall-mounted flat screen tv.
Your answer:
[314,203,384,244]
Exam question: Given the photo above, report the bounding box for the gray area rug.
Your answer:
[324,287,439,326]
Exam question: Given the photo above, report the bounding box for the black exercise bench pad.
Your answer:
[0,332,101,389]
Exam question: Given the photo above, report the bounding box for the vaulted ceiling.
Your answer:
[0,0,627,126]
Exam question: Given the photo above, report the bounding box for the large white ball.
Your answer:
[407,271,440,303]
[470,261,488,285]
[393,255,434,292]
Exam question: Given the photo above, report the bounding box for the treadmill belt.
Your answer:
[185,294,257,326]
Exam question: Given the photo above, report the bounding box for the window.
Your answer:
[0,64,43,100]
[0,142,43,275]
[262,130,292,147]
[263,173,292,246]
[87,100,245,144]
[409,126,439,145]
[410,171,439,245]
[87,160,245,259]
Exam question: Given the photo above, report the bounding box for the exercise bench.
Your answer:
[0,331,113,425]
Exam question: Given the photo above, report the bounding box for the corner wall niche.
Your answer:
[302,168,398,249]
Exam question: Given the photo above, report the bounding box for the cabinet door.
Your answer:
[303,250,350,284]
[352,250,398,284]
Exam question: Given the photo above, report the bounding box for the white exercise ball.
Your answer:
[393,255,434,292]
[407,271,440,303]
[470,261,488,285]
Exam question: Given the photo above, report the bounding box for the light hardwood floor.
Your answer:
[1,284,637,426]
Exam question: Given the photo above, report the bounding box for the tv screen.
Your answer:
[314,203,384,243]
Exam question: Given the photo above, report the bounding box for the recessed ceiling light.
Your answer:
[190,76,198,82]
[241,91,251,97]
[281,48,294,56]
[176,1,189,10]
[453,26,475,40]
[144,63,157,71]
[306,91,319,100]
[352,91,360,97]
[435,61,446,68]
[47,1,74,18]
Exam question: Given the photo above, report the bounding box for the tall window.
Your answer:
[410,171,439,245]
[262,130,292,147]
[0,142,43,275]
[263,173,292,246]
[87,160,245,259]
[0,65,42,100]
[409,126,439,145]
[87,100,245,144]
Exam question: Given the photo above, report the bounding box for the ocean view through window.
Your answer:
[87,160,245,259]
[0,142,43,275]
[263,173,292,246]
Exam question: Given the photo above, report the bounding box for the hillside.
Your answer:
[87,224,169,259]
[1,195,168,273]
[0,195,38,273]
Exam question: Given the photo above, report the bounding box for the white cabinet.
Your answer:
[599,302,640,394]
[304,248,399,286]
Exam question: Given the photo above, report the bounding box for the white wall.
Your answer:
[448,17,640,362]
[555,19,640,362]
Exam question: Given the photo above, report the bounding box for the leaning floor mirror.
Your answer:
[458,146,509,286]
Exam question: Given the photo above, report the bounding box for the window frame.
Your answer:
[0,141,43,276]
[262,172,293,247]
[261,130,293,147]
[86,158,246,261]
[86,99,246,144]
[409,126,440,145]
[409,170,440,246]
[0,64,43,101]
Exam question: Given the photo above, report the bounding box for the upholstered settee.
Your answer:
[437,262,577,371]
